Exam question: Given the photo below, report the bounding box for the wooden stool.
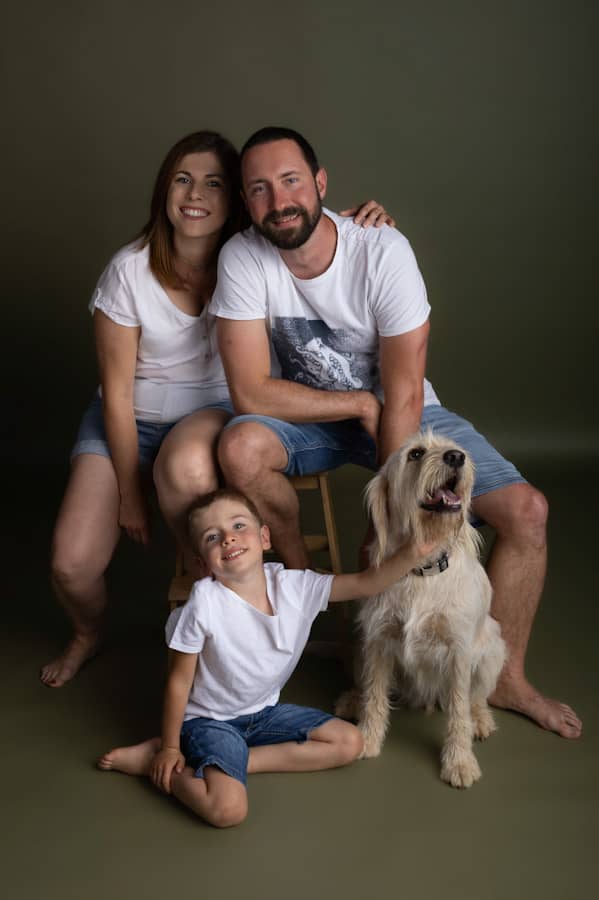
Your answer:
[167,472,343,610]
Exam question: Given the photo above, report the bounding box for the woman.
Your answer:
[42,130,393,688]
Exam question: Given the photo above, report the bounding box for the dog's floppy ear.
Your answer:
[365,471,390,565]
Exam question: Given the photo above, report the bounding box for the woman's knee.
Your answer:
[217,423,286,484]
[153,444,218,499]
[51,539,105,592]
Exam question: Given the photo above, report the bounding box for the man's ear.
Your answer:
[260,524,272,551]
[315,167,327,200]
[240,188,248,210]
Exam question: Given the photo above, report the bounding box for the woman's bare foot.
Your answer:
[40,632,101,687]
[490,674,582,739]
[97,737,161,776]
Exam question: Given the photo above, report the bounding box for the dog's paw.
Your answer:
[358,725,384,759]
[335,689,360,720]
[440,749,481,789]
[472,705,498,741]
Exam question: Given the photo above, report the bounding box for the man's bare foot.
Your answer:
[490,674,582,739]
[97,737,161,776]
[40,633,100,688]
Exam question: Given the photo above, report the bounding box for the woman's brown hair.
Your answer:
[137,131,241,288]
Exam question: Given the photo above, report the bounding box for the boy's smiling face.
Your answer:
[192,498,271,581]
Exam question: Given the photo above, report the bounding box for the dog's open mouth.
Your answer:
[420,477,462,513]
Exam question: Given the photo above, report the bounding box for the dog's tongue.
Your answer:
[430,487,460,508]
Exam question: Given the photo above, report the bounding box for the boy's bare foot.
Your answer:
[490,673,582,739]
[97,737,161,776]
[40,633,100,687]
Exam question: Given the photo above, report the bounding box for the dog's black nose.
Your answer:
[443,450,465,469]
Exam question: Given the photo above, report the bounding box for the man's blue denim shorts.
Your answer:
[180,703,334,786]
[223,404,526,500]
[71,395,234,467]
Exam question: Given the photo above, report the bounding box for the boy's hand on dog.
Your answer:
[150,747,185,794]
[410,539,440,565]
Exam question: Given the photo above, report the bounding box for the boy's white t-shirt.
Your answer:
[166,563,334,721]
[89,242,230,423]
[210,209,440,406]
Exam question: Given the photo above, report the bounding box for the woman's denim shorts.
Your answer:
[223,404,526,499]
[180,703,334,786]
[71,395,234,467]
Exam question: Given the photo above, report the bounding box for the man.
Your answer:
[209,126,581,739]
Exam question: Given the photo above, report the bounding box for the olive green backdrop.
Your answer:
[2,0,596,462]
[2,4,598,899]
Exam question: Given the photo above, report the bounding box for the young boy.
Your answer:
[99,488,436,827]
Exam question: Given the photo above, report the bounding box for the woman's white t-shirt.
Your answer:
[165,563,334,721]
[90,242,230,423]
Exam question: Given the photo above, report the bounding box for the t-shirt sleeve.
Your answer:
[210,236,268,320]
[165,583,208,654]
[299,569,335,620]
[88,255,141,328]
[370,236,430,337]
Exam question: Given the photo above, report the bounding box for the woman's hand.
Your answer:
[339,200,396,229]
[119,486,151,545]
[150,747,185,794]
[95,311,150,542]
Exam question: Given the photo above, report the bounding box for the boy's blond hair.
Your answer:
[188,489,264,556]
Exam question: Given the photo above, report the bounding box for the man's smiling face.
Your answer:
[241,139,326,250]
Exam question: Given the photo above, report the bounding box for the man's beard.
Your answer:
[254,197,322,250]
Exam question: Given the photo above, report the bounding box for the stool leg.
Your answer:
[318,473,343,575]
[318,473,353,676]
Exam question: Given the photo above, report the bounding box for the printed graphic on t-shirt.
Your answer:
[271,317,378,392]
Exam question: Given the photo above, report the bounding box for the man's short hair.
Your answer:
[240,127,320,176]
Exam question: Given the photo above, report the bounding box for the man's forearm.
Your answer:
[232,376,379,429]
[378,391,424,463]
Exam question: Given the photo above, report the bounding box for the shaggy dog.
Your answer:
[336,431,506,788]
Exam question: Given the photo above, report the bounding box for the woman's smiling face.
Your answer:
[166,151,230,240]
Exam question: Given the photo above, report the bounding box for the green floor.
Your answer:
[4,462,597,900]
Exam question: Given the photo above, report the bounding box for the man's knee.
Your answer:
[507,484,548,535]
[480,483,548,543]
[218,423,287,483]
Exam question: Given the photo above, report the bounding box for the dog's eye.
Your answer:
[408,447,425,461]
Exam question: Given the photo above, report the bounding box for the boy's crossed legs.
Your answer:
[99,705,362,828]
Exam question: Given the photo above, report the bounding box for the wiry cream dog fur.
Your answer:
[336,430,506,788]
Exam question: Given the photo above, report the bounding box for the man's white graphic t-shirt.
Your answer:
[210,209,439,406]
